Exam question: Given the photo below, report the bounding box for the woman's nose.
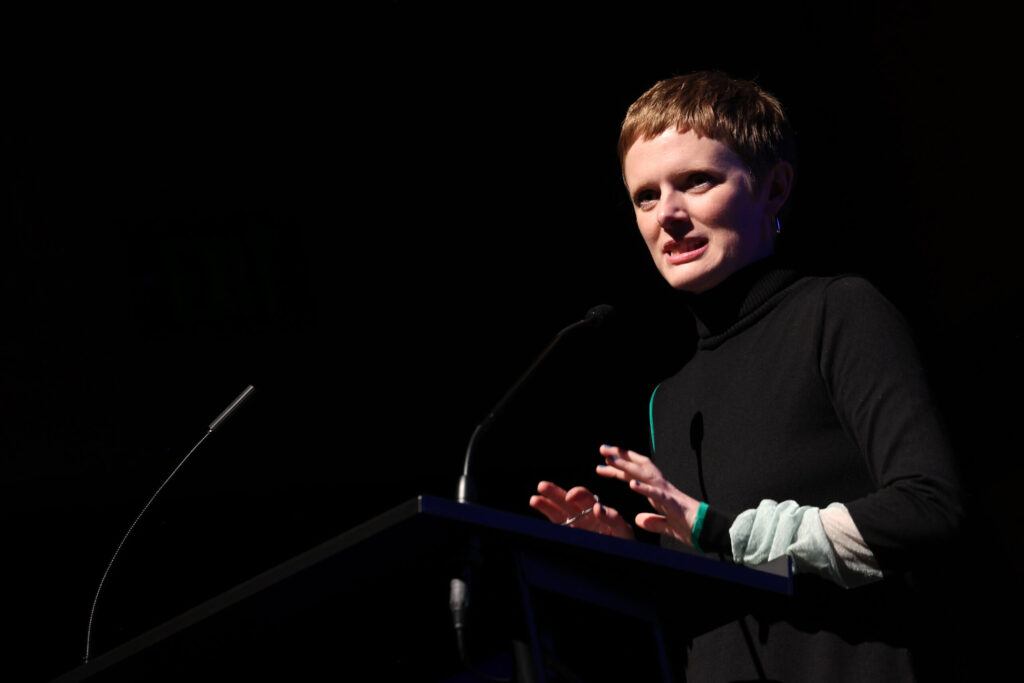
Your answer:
[657,191,688,226]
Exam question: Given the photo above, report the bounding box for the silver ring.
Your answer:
[562,497,599,526]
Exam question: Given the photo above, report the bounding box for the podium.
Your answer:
[54,496,791,682]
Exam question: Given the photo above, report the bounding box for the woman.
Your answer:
[530,71,962,681]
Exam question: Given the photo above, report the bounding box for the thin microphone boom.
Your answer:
[83,385,255,663]
[457,305,614,504]
[450,307,613,679]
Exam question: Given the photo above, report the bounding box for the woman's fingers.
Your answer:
[595,502,636,540]
[598,444,651,464]
[530,481,595,526]
[536,480,570,500]
[565,486,599,509]
[530,481,573,523]
[630,478,682,514]
[529,481,635,539]
[563,498,633,538]
[529,492,570,524]
[561,486,606,532]
[597,445,660,483]
[635,512,692,546]
[593,446,703,547]
[634,512,669,534]
[631,478,702,529]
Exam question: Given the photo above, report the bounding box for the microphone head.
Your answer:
[584,304,615,328]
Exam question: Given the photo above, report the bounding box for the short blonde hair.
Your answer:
[618,71,795,185]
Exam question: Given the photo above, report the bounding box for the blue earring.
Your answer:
[775,217,782,235]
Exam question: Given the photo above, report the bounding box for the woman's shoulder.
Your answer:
[784,271,899,317]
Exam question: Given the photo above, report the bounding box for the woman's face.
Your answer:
[623,128,780,293]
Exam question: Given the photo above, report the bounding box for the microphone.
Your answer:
[208,384,255,432]
[83,385,256,663]
[584,303,615,328]
[456,305,615,504]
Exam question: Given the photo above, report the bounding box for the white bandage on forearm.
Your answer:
[818,503,883,587]
[730,499,882,588]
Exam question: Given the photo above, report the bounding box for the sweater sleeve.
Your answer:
[692,499,883,587]
[727,499,883,586]
[816,278,963,572]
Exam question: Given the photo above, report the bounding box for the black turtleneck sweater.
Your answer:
[649,258,962,682]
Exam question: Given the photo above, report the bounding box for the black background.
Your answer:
[5,3,1021,680]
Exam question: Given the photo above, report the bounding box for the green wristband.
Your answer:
[691,502,709,553]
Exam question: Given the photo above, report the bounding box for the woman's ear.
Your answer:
[763,160,794,214]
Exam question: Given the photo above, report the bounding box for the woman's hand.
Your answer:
[596,445,702,547]
[529,481,635,540]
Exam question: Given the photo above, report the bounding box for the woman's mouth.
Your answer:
[664,237,709,264]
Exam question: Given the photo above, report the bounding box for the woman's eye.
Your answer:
[685,173,715,190]
[634,190,658,208]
